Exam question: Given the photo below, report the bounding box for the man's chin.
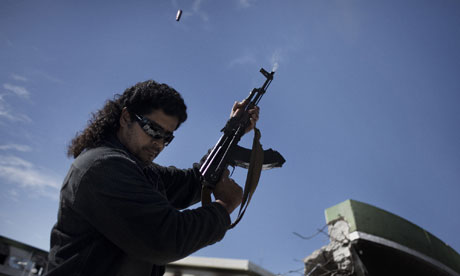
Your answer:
[146,153,158,163]
[138,149,160,164]
[135,153,155,165]
[142,156,155,164]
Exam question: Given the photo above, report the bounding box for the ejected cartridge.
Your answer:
[176,9,182,21]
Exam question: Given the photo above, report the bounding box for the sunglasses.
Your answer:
[134,114,175,146]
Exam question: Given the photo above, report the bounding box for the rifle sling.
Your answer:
[200,128,264,229]
[229,127,264,229]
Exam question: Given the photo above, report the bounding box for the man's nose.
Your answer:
[151,138,165,149]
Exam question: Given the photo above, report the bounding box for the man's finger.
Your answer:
[248,109,259,121]
[232,101,240,112]
[248,107,260,116]
[233,99,250,110]
[231,101,245,117]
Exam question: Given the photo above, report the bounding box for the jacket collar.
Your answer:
[103,134,152,169]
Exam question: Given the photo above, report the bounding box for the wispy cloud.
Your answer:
[32,70,64,84]
[0,95,32,123]
[229,53,257,68]
[3,83,30,99]
[237,0,255,9]
[0,155,61,200]
[0,144,32,152]
[192,0,209,22]
[9,189,19,197]
[3,219,14,226]
[173,0,209,23]
[5,39,13,47]
[7,189,20,202]
[10,74,28,82]
[228,48,288,70]
[0,79,33,123]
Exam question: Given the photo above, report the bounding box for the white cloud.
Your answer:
[0,96,32,123]
[192,0,209,22]
[8,189,20,202]
[3,83,30,98]
[177,0,209,23]
[0,144,32,152]
[192,0,203,11]
[10,74,28,82]
[33,70,64,84]
[9,189,19,197]
[229,53,257,67]
[0,155,61,200]
[3,219,14,225]
[171,0,213,28]
[238,0,255,8]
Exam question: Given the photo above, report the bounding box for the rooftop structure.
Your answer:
[166,256,276,276]
[0,235,47,276]
[0,235,275,276]
[304,199,460,276]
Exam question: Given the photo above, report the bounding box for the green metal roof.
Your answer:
[325,199,460,275]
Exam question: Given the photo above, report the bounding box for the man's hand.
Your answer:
[213,169,243,214]
[230,100,260,134]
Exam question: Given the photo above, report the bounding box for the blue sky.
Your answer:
[1,0,459,274]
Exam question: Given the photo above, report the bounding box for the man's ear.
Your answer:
[119,107,131,128]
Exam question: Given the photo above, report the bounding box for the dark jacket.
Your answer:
[46,137,230,276]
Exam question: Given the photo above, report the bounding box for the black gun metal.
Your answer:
[199,68,284,190]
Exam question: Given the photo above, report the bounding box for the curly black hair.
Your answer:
[67,80,187,158]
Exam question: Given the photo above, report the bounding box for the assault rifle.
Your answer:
[199,67,285,228]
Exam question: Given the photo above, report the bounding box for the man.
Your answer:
[46,80,259,276]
